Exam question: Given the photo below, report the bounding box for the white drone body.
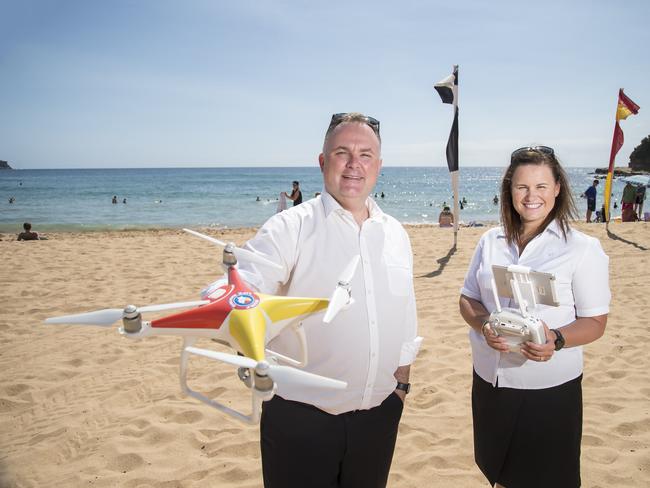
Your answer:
[487,264,559,352]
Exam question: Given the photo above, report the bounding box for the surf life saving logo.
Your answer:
[229,292,260,310]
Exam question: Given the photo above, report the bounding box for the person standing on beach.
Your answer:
[621,182,637,221]
[634,184,646,219]
[284,180,303,206]
[459,146,610,488]
[581,179,598,223]
[204,112,420,488]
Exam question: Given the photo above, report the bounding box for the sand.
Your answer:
[1,223,648,487]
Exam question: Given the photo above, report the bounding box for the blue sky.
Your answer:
[1,0,648,168]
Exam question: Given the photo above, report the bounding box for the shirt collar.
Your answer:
[497,219,565,239]
[320,189,386,222]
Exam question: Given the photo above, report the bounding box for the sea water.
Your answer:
[0,166,621,232]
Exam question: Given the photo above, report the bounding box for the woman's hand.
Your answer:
[481,322,510,353]
[520,322,555,362]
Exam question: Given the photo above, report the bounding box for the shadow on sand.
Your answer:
[606,228,648,251]
[421,245,457,278]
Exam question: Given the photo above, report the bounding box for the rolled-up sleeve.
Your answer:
[572,237,610,317]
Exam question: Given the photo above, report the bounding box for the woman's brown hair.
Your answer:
[500,148,578,246]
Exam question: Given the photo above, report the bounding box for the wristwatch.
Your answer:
[551,329,566,351]
[396,382,411,394]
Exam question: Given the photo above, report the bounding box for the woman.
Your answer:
[459,146,610,488]
[438,206,454,227]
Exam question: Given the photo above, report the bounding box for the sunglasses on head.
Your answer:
[510,145,554,161]
[327,113,381,138]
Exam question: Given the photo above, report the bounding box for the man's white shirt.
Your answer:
[204,190,420,415]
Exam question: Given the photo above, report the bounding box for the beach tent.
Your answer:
[619,175,650,187]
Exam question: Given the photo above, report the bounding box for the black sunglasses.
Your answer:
[327,113,381,138]
[510,145,554,161]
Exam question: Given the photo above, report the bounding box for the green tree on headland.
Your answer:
[629,135,650,171]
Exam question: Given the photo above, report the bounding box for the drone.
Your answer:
[45,228,359,424]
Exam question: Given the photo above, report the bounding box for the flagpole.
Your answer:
[451,65,459,248]
[603,119,620,231]
[434,64,460,248]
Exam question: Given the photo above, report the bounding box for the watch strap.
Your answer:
[551,328,565,351]
[396,382,411,394]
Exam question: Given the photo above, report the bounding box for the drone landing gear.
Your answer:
[179,337,274,424]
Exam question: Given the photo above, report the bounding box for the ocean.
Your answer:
[0,166,619,232]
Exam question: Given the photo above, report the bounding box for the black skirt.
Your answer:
[472,370,583,488]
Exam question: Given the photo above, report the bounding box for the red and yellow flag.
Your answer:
[604,89,640,223]
[616,90,640,121]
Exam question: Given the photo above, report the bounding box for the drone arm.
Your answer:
[265,322,308,367]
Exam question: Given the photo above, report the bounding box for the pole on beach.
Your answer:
[434,65,459,248]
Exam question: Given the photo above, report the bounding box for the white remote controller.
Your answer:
[488,309,546,352]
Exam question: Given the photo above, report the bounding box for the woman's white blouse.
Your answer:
[461,221,610,389]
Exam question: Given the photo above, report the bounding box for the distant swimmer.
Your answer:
[112,195,118,204]
[123,198,127,204]
[8,196,15,204]
[493,194,499,205]
[380,191,385,198]
[256,196,261,202]
[154,199,163,204]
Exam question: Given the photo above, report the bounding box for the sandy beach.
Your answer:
[1,222,648,487]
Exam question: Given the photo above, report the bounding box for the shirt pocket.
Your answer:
[386,264,411,297]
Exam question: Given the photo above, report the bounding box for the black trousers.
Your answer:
[260,393,404,488]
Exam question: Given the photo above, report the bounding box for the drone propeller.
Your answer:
[183,228,282,270]
[323,255,360,324]
[45,300,209,327]
[185,346,347,390]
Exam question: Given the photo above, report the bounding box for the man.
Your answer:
[582,179,598,223]
[634,184,646,219]
[284,180,303,206]
[232,113,421,488]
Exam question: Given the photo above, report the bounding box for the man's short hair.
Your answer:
[23,222,32,231]
[594,179,599,185]
[292,181,299,186]
[324,112,381,147]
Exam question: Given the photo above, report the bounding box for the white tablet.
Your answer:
[491,265,560,307]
